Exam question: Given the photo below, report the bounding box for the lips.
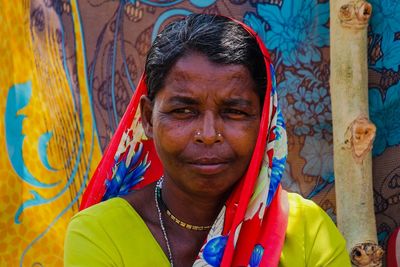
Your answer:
[187,157,230,175]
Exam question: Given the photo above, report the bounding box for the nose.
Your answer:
[194,111,223,145]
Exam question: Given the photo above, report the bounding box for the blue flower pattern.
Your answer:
[369,86,400,156]
[203,236,228,267]
[368,1,400,155]
[369,0,400,71]
[249,244,264,267]
[245,2,332,141]
[103,142,150,200]
[244,0,329,67]
[243,2,400,248]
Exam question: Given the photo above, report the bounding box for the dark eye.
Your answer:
[221,108,249,119]
[172,108,193,114]
[171,108,197,119]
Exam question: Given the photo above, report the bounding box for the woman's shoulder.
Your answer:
[282,192,351,266]
[287,192,324,213]
[70,197,138,226]
[65,197,167,266]
[286,192,340,237]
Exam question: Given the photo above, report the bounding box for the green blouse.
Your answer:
[64,193,351,266]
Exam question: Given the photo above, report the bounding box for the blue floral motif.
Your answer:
[369,0,400,71]
[370,0,400,36]
[277,70,301,97]
[270,64,277,91]
[244,0,329,66]
[249,244,264,267]
[267,156,286,205]
[103,143,150,200]
[300,136,333,177]
[293,116,311,135]
[369,85,400,156]
[276,66,332,138]
[313,123,333,142]
[279,99,296,125]
[311,87,330,106]
[203,235,228,267]
[273,108,286,141]
[293,86,312,112]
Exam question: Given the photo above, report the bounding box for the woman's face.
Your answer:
[141,52,261,199]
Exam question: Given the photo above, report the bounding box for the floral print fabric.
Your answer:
[1,0,399,265]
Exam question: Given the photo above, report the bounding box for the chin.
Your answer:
[189,175,237,198]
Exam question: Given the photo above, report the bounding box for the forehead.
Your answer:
[159,53,258,101]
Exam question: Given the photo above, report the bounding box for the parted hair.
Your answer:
[144,14,267,104]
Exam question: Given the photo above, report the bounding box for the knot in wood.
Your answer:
[339,0,372,29]
[350,241,384,267]
[344,115,376,164]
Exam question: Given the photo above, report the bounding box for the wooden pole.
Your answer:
[330,0,384,266]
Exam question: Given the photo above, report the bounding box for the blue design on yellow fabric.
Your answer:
[5,81,60,189]
[19,133,95,267]
[38,132,58,171]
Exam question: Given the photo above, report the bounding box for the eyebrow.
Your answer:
[221,98,253,107]
[166,96,199,105]
[166,96,254,107]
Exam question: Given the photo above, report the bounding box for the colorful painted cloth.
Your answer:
[80,17,289,266]
[65,194,350,266]
[2,1,400,265]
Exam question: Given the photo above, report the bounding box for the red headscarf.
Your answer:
[81,15,289,267]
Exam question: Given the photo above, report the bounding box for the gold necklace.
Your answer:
[156,178,212,231]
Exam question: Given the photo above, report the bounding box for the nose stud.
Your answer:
[194,131,223,140]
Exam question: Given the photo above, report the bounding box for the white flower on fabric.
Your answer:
[195,206,226,267]
[300,135,333,177]
[234,222,243,246]
[245,166,270,220]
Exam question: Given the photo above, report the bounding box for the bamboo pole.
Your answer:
[330,0,384,266]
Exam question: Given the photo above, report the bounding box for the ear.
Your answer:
[140,95,154,139]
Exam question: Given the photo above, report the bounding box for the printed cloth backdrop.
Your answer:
[0,0,399,265]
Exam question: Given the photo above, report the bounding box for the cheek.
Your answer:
[152,118,193,157]
[225,123,260,157]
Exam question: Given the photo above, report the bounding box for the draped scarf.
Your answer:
[80,17,289,267]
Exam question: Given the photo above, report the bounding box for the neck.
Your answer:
[161,176,228,228]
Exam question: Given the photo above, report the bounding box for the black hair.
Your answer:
[145,14,267,104]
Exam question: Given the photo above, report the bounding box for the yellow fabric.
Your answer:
[64,193,351,266]
[0,1,101,265]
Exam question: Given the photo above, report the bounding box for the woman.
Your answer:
[65,14,351,266]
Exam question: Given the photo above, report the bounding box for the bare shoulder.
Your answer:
[122,182,157,225]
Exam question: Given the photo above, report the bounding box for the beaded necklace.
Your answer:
[155,179,174,266]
